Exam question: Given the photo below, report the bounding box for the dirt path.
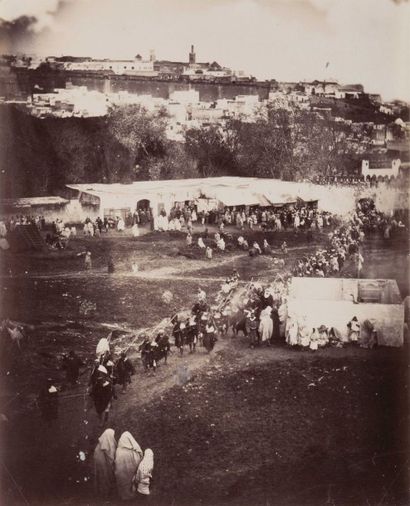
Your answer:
[0,270,243,282]
[98,334,379,424]
[0,243,299,281]
[0,252,245,280]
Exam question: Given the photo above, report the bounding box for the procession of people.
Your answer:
[1,183,407,504]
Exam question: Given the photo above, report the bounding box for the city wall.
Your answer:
[0,69,271,102]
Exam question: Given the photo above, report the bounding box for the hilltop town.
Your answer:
[0,45,409,201]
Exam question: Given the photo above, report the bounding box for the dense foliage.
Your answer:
[0,103,367,198]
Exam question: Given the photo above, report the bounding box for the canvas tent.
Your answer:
[203,187,262,207]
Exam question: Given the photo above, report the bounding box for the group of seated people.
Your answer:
[285,316,377,350]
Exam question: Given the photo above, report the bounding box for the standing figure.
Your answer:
[114,432,143,501]
[259,306,273,345]
[286,319,299,347]
[270,307,280,345]
[247,311,259,348]
[347,316,360,343]
[134,449,154,498]
[84,251,92,270]
[90,366,116,426]
[309,328,320,351]
[203,321,217,352]
[117,217,125,232]
[94,428,117,498]
[263,239,272,255]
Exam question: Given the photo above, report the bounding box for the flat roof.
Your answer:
[66,177,327,208]
[0,196,69,207]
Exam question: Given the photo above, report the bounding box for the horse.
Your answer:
[139,338,169,373]
[173,323,186,356]
[154,333,171,366]
[184,318,198,353]
[203,329,217,353]
[226,310,248,337]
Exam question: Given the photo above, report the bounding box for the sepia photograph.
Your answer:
[0,1,409,505]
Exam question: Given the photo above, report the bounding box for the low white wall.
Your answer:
[289,277,358,302]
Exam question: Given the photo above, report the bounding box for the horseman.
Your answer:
[192,298,210,322]
[139,335,154,371]
[172,318,185,356]
[155,330,171,363]
[115,351,135,391]
[186,315,198,353]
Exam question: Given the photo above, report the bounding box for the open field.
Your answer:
[0,227,409,506]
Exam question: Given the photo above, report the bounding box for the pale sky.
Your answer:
[0,0,409,101]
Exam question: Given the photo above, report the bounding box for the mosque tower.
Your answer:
[189,44,196,65]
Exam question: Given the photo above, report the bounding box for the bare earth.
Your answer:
[0,228,409,506]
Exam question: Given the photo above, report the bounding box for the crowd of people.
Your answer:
[312,173,407,188]
[1,168,408,506]
[285,316,377,351]
[0,214,47,232]
[293,199,407,278]
[161,202,331,232]
[184,204,334,260]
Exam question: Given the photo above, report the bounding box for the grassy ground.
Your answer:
[0,227,409,506]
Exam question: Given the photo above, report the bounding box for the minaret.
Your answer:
[189,44,196,65]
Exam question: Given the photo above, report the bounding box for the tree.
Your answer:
[291,110,369,179]
[141,142,199,181]
[225,107,293,179]
[106,104,168,178]
[185,125,236,177]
